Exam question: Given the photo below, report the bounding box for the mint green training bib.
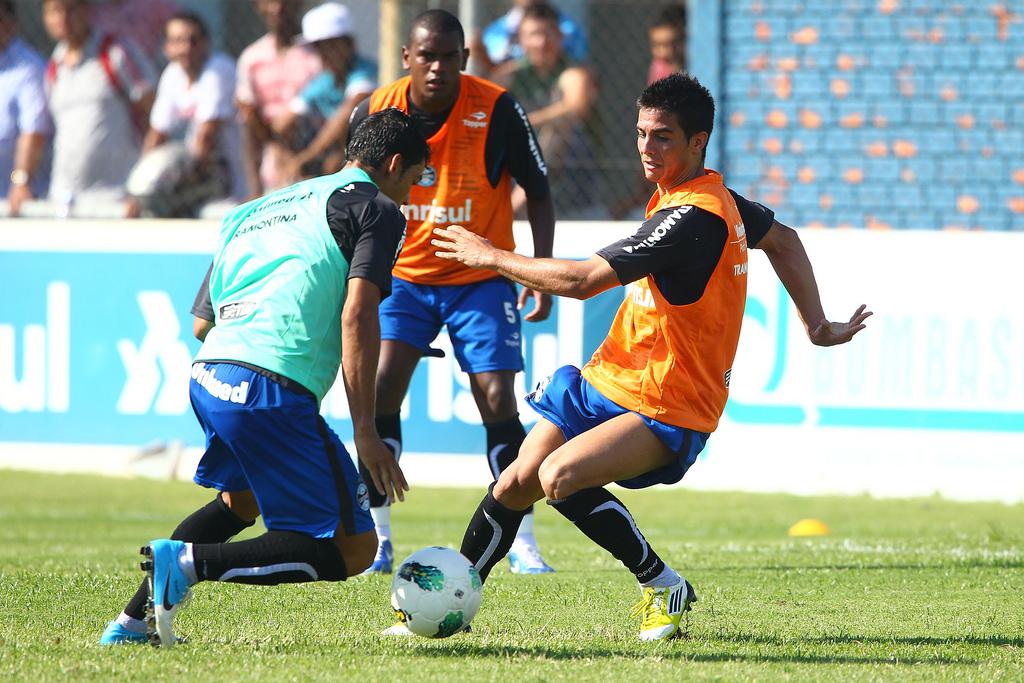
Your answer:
[196,167,374,401]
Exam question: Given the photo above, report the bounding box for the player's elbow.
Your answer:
[757,221,799,257]
[193,317,214,342]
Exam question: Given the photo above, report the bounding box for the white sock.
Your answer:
[640,564,681,589]
[115,611,146,632]
[513,509,536,546]
[371,506,391,542]
[179,543,198,584]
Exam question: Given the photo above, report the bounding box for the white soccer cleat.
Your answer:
[507,538,555,574]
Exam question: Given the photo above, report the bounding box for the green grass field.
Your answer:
[1,469,1022,682]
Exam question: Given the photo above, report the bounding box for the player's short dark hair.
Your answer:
[651,4,687,31]
[522,3,560,26]
[346,107,430,171]
[166,11,209,39]
[0,1,14,19]
[637,72,714,141]
[408,9,464,48]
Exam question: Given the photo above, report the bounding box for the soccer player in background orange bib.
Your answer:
[433,73,872,641]
[346,10,557,576]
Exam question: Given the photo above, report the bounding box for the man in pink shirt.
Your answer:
[236,0,321,197]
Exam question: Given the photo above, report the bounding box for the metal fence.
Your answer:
[6,0,1023,229]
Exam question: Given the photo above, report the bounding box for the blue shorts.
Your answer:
[190,362,373,538]
[379,276,524,373]
[526,365,710,489]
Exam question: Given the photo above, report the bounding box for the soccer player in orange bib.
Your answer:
[433,73,871,641]
[346,10,557,575]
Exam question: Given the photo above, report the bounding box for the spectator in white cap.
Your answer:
[275,2,376,182]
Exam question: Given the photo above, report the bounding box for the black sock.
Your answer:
[359,413,401,509]
[192,530,347,584]
[124,493,256,620]
[484,416,533,515]
[459,482,527,582]
[548,487,666,583]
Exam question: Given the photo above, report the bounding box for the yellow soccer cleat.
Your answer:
[631,578,697,642]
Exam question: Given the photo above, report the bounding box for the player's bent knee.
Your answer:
[537,459,579,501]
[335,530,378,576]
[493,466,544,510]
[222,489,260,522]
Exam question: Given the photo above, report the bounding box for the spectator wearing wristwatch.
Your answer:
[0,0,52,217]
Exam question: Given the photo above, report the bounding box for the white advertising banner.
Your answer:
[1,222,1021,501]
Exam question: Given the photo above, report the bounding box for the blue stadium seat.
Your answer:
[823,129,859,153]
[790,72,828,97]
[908,102,940,125]
[867,44,901,69]
[903,157,936,182]
[992,130,1024,153]
[940,44,973,70]
[859,17,896,39]
[961,72,1001,97]
[729,156,763,182]
[903,44,935,70]
[787,185,819,209]
[939,158,970,184]
[976,44,1010,69]
[890,185,924,209]
[865,158,901,182]
[871,100,906,126]
[859,70,895,97]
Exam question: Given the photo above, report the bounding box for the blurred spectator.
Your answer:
[274,2,375,182]
[0,0,52,217]
[134,11,245,216]
[91,0,180,64]
[609,5,689,220]
[647,4,687,84]
[494,3,598,218]
[43,0,156,217]
[478,0,586,73]
[235,0,321,197]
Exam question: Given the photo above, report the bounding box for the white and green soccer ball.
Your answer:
[390,546,483,638]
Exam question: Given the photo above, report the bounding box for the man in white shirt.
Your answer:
[44,0,156,215]
[143,12,246,212]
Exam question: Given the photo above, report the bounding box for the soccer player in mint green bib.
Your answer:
[100,107,429,648]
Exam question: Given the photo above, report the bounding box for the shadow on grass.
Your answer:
[717,633,1024,649]
[397,640,980,666]
[700,562,1024,571]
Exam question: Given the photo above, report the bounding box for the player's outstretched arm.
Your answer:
[433,225,619,300]
[756,220,872,346]
[519,193,556,321]
[342,277,409,503]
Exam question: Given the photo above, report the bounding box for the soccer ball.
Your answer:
[390,546,483,638]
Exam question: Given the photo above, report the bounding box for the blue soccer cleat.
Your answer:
[362,538,394,575]
[99,620,148,646]
[508,539,555,574]
[141,540,193,648]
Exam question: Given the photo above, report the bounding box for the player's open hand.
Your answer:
[518,287,552,322]
[355,434,408,503]
[808,304,873,346]
[432,225,497,269]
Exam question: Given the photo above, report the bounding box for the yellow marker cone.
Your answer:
[788,518,830,537]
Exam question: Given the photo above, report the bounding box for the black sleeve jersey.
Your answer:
[190,262,215,321]
[487,92,549,198]
[595,188,778,307]
[326,181,407,299]
[728,189,775,248]
[189,183,406,320]
[597,205,728,306]
[347,89,550,199]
